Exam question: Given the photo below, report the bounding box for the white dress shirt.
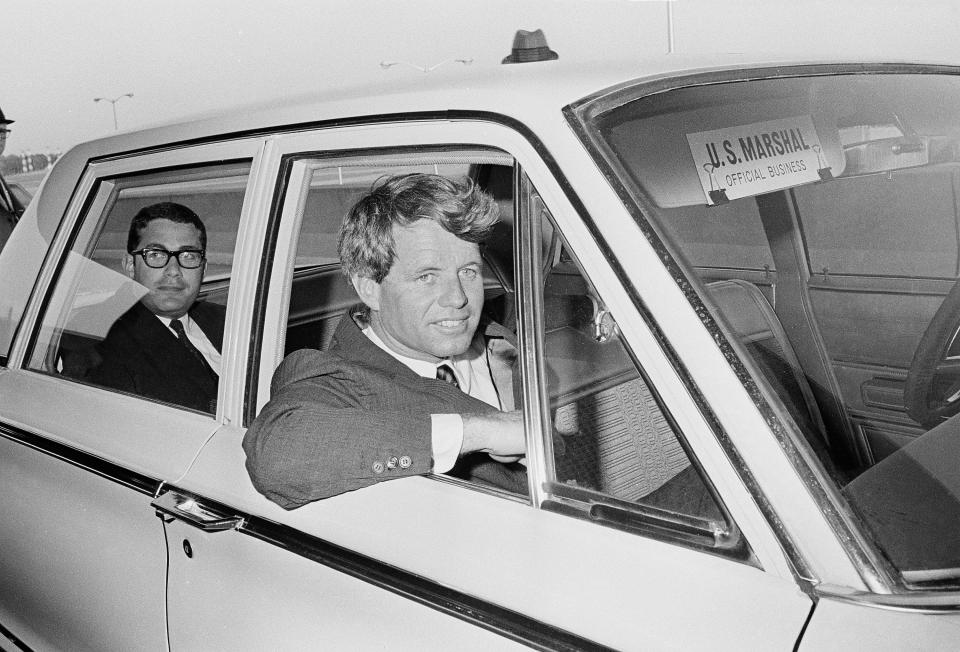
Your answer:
[362,327,502,472]
[156,313,222,376]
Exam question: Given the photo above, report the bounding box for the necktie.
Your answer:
[435,363,460,389]
[170,319,217,379]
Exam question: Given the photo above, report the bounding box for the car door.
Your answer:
[162,118,818,650]
[0,140,258,650]
[792,170,957,461]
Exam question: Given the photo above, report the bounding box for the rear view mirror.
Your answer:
[841,135,929,176]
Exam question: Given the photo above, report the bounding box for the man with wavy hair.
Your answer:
[244,173,527,509]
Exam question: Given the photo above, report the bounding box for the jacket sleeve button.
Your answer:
[399,455,412,469]
[372,461,385,474]
[386,456,399,470]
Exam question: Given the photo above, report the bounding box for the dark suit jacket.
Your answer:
[0,172,23,252]
[88,300,226,413]
[243,311,526,509]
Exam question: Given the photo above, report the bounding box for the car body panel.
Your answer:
[0,426,168,651]
[173,425,813,650]
[164,513,531,651]
[799,598,960,650]
[3,56,960,649]
[0,369,216,650]
[0,369,217,478]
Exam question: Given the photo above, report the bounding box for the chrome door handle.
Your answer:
[152,490,244,532]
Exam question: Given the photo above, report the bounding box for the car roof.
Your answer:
[66,53,957,160]
[32,53,957,240]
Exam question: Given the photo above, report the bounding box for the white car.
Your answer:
[2,45,959,650]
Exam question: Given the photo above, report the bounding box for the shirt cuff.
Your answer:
[431,413,464,473]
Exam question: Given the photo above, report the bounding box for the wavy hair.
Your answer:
[338,173,499,283]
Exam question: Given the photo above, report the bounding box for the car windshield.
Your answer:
[582,70,960,586]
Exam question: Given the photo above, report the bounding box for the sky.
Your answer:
[4,0,960,155]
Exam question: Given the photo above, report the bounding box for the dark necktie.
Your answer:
[435,363,460,389]
[170,318,217,379]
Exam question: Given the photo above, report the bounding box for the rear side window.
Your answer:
[26,162,249,413]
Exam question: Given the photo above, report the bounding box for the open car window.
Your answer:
[581,72,960,586]
[278,149,514,357]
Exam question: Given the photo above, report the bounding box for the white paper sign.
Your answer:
[686,115,828,204]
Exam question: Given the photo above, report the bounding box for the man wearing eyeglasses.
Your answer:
[88,202,225,413]
[0,107,24,251]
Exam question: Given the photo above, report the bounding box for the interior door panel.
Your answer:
[797,166,960,462]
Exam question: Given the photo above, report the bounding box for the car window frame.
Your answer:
[249,142,516,423]
[7,139,265,421]
[250,144,525,504]
[512,166,750,560]
[242,117,834,583]
[247,122,772,563]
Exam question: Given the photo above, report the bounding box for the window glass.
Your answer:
[585,73,960,583]
[657,200,774,272]
[797,168,959,278]
[26,162,249,413]
[531,198,724,530]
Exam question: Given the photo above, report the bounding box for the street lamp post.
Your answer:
[93,93,134,130]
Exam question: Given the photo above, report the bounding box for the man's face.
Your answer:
[0,126,8,156]
[122,218,205,319]
[360,219,484,362]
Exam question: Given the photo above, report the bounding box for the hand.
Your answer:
[461,410,526,463]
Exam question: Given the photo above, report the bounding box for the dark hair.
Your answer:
[126,202,207,253]
[338,173,499,282]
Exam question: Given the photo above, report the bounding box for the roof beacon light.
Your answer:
[501,29,558,65]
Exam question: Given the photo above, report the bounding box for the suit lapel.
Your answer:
[330,309,425,383]
[127,303,217,396]
[329,307,515,414]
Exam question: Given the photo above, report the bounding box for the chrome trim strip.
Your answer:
[816,584,960,614]
[154,484,613,652]
[0,619,33,652]
[239,514,613,651]
[0,421,607,650]
[514,170,553,508]
[563,63,960,594]
[571,62,960,123]
[0,421,161,496]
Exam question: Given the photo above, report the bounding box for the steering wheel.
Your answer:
[904,278,960,428]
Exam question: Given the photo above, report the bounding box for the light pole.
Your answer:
[93,93,134,131]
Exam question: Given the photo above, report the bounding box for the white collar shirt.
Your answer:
[362,326,504,473]
[156,313,222,376]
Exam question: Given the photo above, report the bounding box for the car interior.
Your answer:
[34,151,792,526]
[570,70,960,576]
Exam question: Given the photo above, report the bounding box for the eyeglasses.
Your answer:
[130,247,205,269]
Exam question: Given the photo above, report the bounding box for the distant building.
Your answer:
[1,152,60,175]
